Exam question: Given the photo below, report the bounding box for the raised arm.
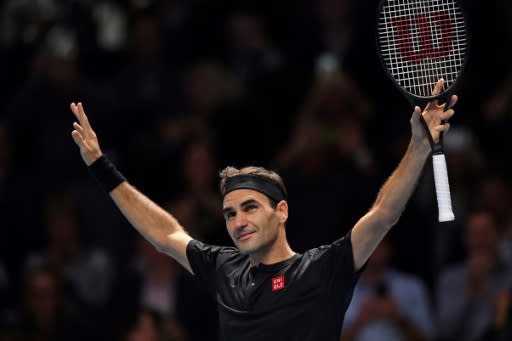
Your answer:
[70,102,193,273]
[351,79,457,270]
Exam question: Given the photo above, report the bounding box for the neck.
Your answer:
[249,229,295,266]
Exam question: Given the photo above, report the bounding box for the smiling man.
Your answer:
[69,79,456,340]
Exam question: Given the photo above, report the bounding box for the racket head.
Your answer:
[376,0,469,103]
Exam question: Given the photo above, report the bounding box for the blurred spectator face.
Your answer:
[133,16,162,61]
[465,212,498,253]
[163,317,188,341]
[24,270,61,325]
[360,239,392,287]
[47,210,78,246]
[312,71,362,121]
[182,141,216,191]
[126,311,161,341]
[184,63,233,114]
[443,127,479,181]
[368,239,391,271]
[45,198,80,252]
[316,80,349,118]
[478,176,511,223]
[32,26,79,85]
[229,14,267,51]
[47,57,78,85]
[317,0,349,26]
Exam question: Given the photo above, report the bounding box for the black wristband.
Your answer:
[88,155,126,193]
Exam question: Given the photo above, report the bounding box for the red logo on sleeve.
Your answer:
[272,274,285,292]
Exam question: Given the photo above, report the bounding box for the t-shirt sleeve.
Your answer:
[309,230,365,306]
[186,239,234,295]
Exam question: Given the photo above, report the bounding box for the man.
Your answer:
[437,210,512,341]
[69,79,455,340]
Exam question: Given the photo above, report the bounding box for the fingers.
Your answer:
[435,122,450,132]
[437,94,458,111]
[73,122,84,134]
[77,103,93,131]
[410,105,421,123]
[447,94,458,109]
[425,79,446,110]
[432,78,445,97]
[71,130,84,146]
[413,105,421,117]
[70,102,93,136]
[441,108,455,121]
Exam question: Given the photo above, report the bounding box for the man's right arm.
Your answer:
[70,102,193,273]
[110,182,193,272]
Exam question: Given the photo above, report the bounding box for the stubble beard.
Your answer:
[238,228,279,259]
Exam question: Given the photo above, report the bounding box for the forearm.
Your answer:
[110,182,192,270]
[371,141,429,226]
[351,141,429,269]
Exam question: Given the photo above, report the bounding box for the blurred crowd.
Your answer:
[0,0,511,340]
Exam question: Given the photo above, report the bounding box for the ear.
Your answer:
[276,200,289,224]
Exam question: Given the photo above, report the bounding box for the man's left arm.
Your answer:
[351,79,457,270]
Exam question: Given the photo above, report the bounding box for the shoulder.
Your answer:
[305,232,353,258]
[187,239,239,257]
[187,239,244,268]
[299,232,358,276]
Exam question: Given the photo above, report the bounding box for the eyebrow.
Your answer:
[240,199,259,208]
[222,198,260,215]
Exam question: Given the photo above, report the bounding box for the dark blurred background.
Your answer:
[0,0,512,340]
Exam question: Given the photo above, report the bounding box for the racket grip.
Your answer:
[432,153,455,222]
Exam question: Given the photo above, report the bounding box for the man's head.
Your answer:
[219,166,287,207]
[219,166,289,257]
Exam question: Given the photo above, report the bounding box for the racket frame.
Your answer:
[375,0,470,104]
[375,0,470,222]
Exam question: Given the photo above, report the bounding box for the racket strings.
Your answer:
[378,0,467,97]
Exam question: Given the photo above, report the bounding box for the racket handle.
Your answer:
[432,153,455,222]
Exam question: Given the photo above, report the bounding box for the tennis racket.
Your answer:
[376,0,468,222]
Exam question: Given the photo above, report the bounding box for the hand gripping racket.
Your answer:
[376,0,468,222]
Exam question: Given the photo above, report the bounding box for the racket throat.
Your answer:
[418,115,444,154]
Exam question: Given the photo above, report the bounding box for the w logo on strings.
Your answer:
[391,11,454,64]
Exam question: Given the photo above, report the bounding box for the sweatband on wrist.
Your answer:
[88,155,126,193]
[223,175,286,203]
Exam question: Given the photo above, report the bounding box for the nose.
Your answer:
[233,211,248,229]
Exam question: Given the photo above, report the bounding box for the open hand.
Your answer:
[70,102,103,165]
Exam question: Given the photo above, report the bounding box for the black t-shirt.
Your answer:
[186,231,362,340]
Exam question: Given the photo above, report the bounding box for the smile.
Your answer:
[237,231,255,241]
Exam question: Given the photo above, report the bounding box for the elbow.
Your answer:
[148,236,170,254]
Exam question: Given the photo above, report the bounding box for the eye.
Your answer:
[224,211,236,220]
[246,204,258,212]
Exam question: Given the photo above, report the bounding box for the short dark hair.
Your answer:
[219,166,287,208]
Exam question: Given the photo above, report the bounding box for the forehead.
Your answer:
[222,188,269,208]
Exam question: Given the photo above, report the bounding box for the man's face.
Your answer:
[223,189,282,255]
